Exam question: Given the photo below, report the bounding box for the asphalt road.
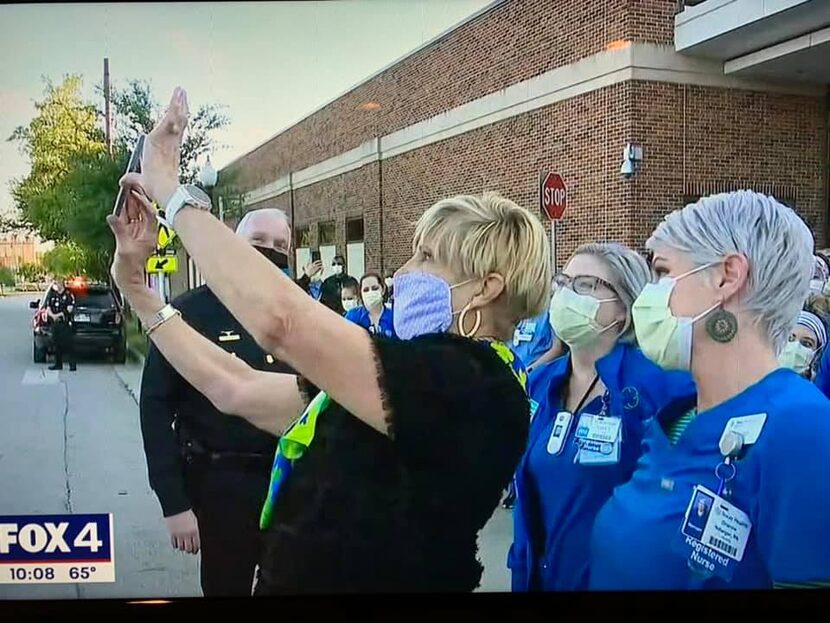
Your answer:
[0,294,200,600]
[0,293,513,600]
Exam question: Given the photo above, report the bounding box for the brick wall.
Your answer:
[631,81,828,249]
[219,0,827,284]
[291,163,382,270]
[222,0,678,193]
[381,82,636,272]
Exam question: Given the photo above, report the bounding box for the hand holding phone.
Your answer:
[311,249,321,263]
[112,134,146,217]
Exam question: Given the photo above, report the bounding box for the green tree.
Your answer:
[8,76,106,242]
[16,262,43,282]
[0,266,14,287]
[41,242,92,278]
[9,76,229,280]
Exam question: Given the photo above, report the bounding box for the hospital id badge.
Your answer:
[672,485,752,582]
[584,415,622,444]
[575,414,621,466]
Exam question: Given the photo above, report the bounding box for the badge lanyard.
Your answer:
[566,373,600,416]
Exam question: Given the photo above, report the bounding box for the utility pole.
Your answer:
[104,58,112,156]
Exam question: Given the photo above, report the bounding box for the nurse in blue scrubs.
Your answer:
[805,256,830,398]
[345,272,397,339]
[779,309,827,381]
[590,190,830,590]
[509,242,694,591]
[511,311,555,369]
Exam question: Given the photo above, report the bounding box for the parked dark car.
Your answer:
[31,280,127,364]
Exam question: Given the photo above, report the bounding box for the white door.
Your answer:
[347,242,365,280]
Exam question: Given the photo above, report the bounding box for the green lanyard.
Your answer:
[259,339,529,530]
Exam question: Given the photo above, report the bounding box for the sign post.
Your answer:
[540,172,568,273]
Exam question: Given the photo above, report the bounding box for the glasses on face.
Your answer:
[553,272,618,298]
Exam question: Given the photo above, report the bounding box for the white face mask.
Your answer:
[333,265,344,276]
[342,298,359,312]
[779,340,816,375]
[362,289,384,309]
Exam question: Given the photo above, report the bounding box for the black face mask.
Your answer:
[255,246,290,271]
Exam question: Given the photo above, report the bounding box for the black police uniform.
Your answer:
[139,285,293,597]
[46,287,76,370]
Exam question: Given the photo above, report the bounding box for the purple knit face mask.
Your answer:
[393,272,475,340]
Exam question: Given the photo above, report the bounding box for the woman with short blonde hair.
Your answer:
[108,88,550,594]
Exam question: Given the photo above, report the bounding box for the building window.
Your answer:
[347,217,364,242]
[295,225,312,249]
[319,221,336,245]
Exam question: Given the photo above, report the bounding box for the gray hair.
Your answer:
[235,208,290,235]
[646,190,814,354]
[573,242,651,344]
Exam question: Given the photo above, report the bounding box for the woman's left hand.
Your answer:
[106,186,159,297]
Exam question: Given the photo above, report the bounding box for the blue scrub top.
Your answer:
[509,342,695,592]
[812,347,830,399]
[590,368,830,590]
[512,312,554,368]
[345,305,397,339]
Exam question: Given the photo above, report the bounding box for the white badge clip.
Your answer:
[719,413,767,450]
[547,411,573,455]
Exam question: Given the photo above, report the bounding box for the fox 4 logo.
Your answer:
[0,520,103,555]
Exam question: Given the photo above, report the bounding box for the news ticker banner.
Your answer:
[0,514,115,584]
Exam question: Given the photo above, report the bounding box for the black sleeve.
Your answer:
[372,334,530,495]
[295,273,311,293]
[319,277,344,314]
[139,341,191,517]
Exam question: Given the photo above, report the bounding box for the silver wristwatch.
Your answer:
[164,184,212,227]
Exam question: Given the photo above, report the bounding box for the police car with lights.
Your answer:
[31,277,127,364]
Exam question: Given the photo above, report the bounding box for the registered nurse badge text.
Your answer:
[0,514,115,584]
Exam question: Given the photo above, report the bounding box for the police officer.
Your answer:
[139,208,296,597]
[46,275,77,372]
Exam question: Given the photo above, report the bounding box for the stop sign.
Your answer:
[540,173,567,220]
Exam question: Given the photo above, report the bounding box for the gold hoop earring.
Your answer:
[458,304,482,338]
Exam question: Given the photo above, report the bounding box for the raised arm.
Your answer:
[109,87,387,436]
[124,288,304,436]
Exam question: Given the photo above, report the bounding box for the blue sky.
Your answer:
[0,0,492,218]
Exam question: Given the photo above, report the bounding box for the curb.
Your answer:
[126,343,146,365]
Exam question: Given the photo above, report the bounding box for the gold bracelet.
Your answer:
[144,304,182,336]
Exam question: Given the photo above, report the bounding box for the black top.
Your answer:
[256,333,530,594]
[46,288,75,324]
[319,274,351,315]
[139,285,293,517]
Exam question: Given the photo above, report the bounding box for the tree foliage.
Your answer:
[8,75,229,280]
[16,262,44,282]
[8,76,105,242]
[0,266,14,287]
[41,241,93,278]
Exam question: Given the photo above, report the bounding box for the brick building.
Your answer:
[208,0,829,289]
[0,232,42,270]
